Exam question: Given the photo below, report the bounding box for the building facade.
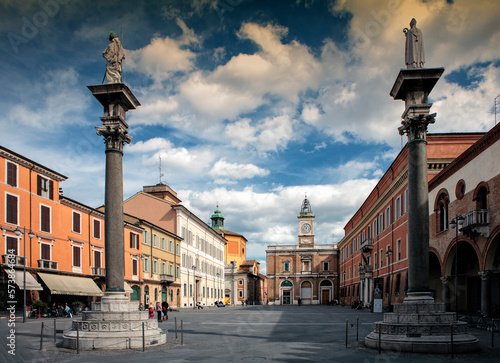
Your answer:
[428,123,500,315]
[266,197,338,305]
[337,133,484,309]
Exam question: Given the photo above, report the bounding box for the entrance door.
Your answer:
[282,290,291,305]
[322,289,330,304]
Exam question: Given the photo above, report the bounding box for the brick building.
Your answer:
[337,133,483,309]
[266,196,338,305]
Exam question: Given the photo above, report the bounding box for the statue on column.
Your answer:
[103,31,125,83]
[403,18,424,69]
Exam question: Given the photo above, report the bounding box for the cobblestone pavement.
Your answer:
[1,305,499,362]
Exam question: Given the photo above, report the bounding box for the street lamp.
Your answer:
[14,227,35,323]
[385,247,393,310]
[216,273,220,302]
[192,265,197,309]
[450,215,465,313]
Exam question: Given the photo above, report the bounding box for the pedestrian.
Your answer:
[162,299,169,320]
[156,301,162,322]
[64,302,72,318]
[148,304,154,319]
[245,299,248,307]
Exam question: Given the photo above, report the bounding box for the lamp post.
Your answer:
[385,247,393,310]
[450,215,465,313]
[14,227,35,323]
[216,273,220,302]
[192,265,196,309]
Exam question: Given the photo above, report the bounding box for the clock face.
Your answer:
[301,223,311,233]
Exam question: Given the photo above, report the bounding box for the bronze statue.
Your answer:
[403,18,424,69]
[103,31,125,83]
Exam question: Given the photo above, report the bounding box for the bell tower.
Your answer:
[298,195,314,246]
[211,204,225,230]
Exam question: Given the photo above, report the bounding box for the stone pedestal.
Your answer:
[365,301,478,353]
[62,295,166,349]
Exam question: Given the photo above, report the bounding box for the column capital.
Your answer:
[478,270,491,280]
[440,276,450,284]
[96,123,132,153]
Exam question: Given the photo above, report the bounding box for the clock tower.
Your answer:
[298,195,315,246]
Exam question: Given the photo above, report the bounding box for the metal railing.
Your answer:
[159,274,175,282]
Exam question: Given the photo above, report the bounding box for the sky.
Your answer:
[1,0,499,274]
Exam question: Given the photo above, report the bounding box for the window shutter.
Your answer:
[41,206,50,232]
[6,194,18,224]
[7,162,17,187]
[37,175,42,196]
[49,180,54,200]
[130,232,134,248]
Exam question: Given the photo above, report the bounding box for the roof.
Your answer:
[214,229,247,241]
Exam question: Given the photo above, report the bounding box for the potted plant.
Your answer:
[33,300,48,318]
[71,301,83,315]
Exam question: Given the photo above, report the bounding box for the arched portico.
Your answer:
[319,279,333,304]
[280,280,293,305]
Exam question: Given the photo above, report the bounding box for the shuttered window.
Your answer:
[40,205,51,233]
[7,162,17,187]
[6,194,18,224]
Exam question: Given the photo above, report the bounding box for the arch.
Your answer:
[280,279,293,305]
[429,251,442,302]
[143,285,149,305]
[472,181,490,201]
[281,280,293,287]
[319,279,334,304]
[429,247,444,275]
[130,285,140,301]
[484,225,500,271]
[473,182,489,210]
[444,237,481,275]
[434,189,450,233]
[320,279,333,286]
[300,280,312,303]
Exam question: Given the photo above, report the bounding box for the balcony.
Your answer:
[38,259,58,270]
[461,209,489,238]
[360,238,373,252]
[160,274,175,283]
[91,267,106,276]
[2,254,26,266]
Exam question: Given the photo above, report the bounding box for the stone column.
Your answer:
[89,84,140,296]
[440,276,450,311]
[390,68,444,302]
[478,270,491,316]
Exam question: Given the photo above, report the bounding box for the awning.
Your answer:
[38,273,104,296]
[14,270,43,291]
[124,281,133,293]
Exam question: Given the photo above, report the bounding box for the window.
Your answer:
[176,266,180,278]
[143,230,150,245]
[169,240,173,252]
[153,259,158,274]
[40,205,51,233]
[6,161,17,187]
[143,256,150,272]
[73,245,81,268]
[238,279,243,286]
[37,175,54,200]
[130,232,139,249]
[6,193,18,225]
[94,250,101,268]
[395,196,402,220]
[404,189,408,213]
[367,225,372,239]
[176,243,180,255]
[380,249,383,267]
[323,261,329,271]
[6,236,18,255]
[374,252,378,269]
[397,239,401,261]
[239,290,243,298]
[203,286,205,298]
[284,261,290,272]
[435,191,449,232]
[302,260,311,272]
[372,220,377,237]
[385,206,391,228]
[189,284,192,297]
[161,237,166,250]
[378,214,384,234]
[153,234,159,248]
[183,283,187,297]
[40,243,51,261]
[72,212,81,233]
[93,219,101,239]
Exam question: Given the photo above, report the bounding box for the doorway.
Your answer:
[282,290,291,305]
[322,290,330,304]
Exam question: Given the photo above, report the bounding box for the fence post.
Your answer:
[345,319,348,347]
[378,323,381,355]
[181,320,184,345]
[76,323,79,354]
[142,322,145,352]
[53,319,56,343]
[39,322,44,350]
[450,323,454,359]
[356,317,359,341]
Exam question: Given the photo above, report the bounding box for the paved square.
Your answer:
[1,305,499,362]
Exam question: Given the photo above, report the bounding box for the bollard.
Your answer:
[345,319,348,347]
[378,323,381,355]
[40,322,44,350]
[175,317,178,339]
[76,323,79,354]
[53,319,56,343]
[181,320,184,345]
[356,317,359,341]
[450,323,454,359]
[142,322,145,352]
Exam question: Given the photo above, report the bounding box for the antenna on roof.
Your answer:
[159,156,165,184]
[495,94,500,125]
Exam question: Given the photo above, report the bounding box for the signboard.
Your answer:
[373,277,384,313]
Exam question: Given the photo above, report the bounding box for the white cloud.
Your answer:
[209,158,270,183]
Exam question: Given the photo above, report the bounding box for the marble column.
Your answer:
[390,68,444,301]
[478,270,491,317]
[440,276,450,311]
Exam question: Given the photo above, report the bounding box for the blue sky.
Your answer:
[1,0,499,273]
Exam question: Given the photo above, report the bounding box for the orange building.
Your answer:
[337,133,483,309]
[0,145,143,313]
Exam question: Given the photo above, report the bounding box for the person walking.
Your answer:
[162,299,169,320]
[156,301,162,322]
